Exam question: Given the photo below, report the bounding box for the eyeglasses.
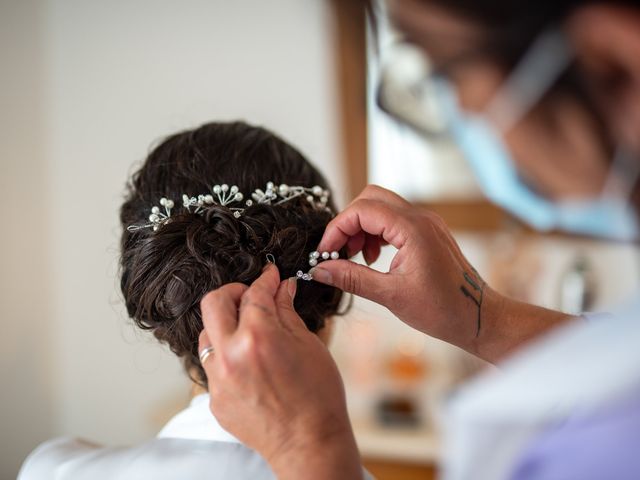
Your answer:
[375,41,451,138]
[376,28,573,139]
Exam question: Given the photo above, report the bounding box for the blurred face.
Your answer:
[386,0,640,202]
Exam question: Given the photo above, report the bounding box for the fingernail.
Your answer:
[309,267,332,285]
[287,277,297,300]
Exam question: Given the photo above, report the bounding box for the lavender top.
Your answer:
[511,386,640,480]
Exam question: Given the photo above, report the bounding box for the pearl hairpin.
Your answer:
[127,181,332,232]
[296,250,340,281]
[127,197,175,232]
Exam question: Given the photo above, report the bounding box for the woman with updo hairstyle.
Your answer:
[18,121,369,480]
[120,120,345,387]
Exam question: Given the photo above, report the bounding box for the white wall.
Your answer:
[0,0,55,476]
[1,0,342,476]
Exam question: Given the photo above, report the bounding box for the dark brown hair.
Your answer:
[119,121,344,385]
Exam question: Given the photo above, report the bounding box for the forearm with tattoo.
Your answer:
[460,268,486,337]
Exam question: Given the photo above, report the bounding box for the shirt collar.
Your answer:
[157,393,241,444]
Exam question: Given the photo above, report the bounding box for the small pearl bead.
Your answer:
[151,206,160,214]
[330,251,339,260]
[230,185,239,194]
[234,193,243,201]
[213,185,221,194]
[165,200,174,208]
[233,211,241,218]
[312,185,323,196]
[159,197,167,206]
[306,195,314,203]
[204,195,214,204]
[322,251,330,260]
[149,214,159,222]
[245,199,253,206]
[221,184,229,192]
[309,258,318,267]
[296,270,304,278]
[279,184,289,194]
[311,251,320,259]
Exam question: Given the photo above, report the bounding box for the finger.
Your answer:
[198,330,214,365]
[239,263,281,324]
[354,184,412,209]
[318,199,410,254]
[249,263,281,297]
[342,184,408,256]
[200,283,248,348]
[346,231,365,258]
[310,259,393,306]
[198,329,211,350]
[362,233,382,265]
[274,278,307,332]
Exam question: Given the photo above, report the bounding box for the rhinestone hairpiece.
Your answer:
[127,181,331,232]
[296,250,340,281]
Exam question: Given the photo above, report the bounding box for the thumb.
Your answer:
[310,259,391,306]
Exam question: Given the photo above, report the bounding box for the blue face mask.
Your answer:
[435,30,640,241]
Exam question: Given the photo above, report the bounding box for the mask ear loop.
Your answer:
[482,27,640,207]
[484,28,574,133]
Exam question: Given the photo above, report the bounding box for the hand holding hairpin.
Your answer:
[296,250,340,281]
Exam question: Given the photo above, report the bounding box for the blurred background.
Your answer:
[1,1,638,479]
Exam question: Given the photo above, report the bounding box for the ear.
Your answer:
[567,5,640,152]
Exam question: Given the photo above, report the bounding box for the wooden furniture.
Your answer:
[363,459,437,480]
[330,0,368,200]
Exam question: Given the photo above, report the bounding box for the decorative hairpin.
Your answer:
[182,184,244,218]
[127,197,175,232]
[127,181,331,232]
[296,250,340,281]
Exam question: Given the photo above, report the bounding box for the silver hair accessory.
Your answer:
[127,197,175,232]
[296,250,340,281]
[127,181,331,232]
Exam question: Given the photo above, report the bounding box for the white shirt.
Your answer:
[157,393,241,444]
[20,392,373,480]
[18,394,276,480]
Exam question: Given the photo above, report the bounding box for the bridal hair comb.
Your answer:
[127,181,331,232]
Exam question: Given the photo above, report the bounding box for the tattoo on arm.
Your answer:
[460,267,485,337]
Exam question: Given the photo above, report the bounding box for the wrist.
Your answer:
[469,287,574,363]
[267,418,363,480]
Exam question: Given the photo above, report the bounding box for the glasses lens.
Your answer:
[376,42,449,138]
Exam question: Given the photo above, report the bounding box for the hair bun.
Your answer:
[121,200,341,385]
[120,121,345,386]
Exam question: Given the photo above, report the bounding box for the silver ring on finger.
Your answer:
[199,346,215,365]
